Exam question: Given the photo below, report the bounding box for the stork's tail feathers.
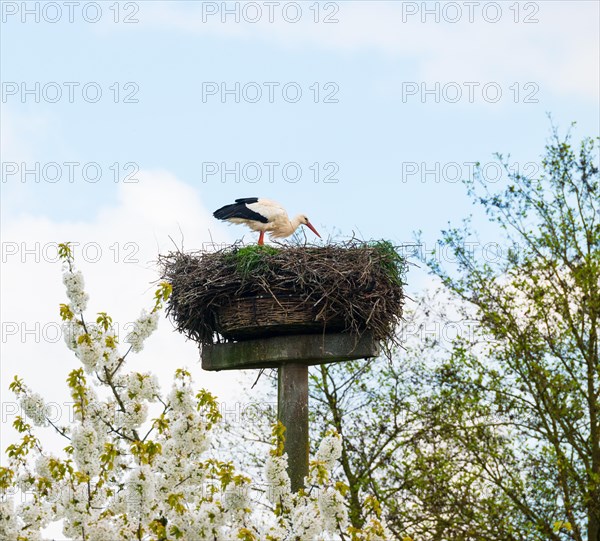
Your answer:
[213,204,239,220]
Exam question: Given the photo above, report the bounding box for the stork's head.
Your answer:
[299,215,321,239]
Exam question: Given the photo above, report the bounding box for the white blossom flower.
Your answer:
[71,424,102,477]
[126,372,160,401]
[318,488,348,533]
[76,339,102,373]
[61,483,99,539]
[125,310,159,353]
[15,470,36,492]
[85,521,120,541]
[34,454,52,479]
[16,499,52,534]
[97,340,120,373]
[315,433,342,471]
[195,500,226,537]
[362,517,395,540]
[265,454,292,508]
[63,321,108,373]
[20,392,48,427]
[126,465,156,520]
[290,498,322,540]
[167,384,196,415]
[62,320,81,351]
[120,400,148,430]
[262,521,287,540]
[63,270,89,313]
[0,499,20,541]
[222,482,251,512]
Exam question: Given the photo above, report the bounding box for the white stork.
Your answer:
[213,197,321,245]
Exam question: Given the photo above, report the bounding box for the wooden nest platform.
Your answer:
[159,240,406,346]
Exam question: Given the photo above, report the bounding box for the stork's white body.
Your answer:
[213,197,321,244]
[227,199,290,236]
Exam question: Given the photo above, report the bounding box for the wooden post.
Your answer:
[278,363,309,493]
[201,332,379,492]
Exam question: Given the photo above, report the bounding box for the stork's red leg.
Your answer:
[258,231,265,245]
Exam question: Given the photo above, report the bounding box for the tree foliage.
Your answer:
[425,126,599,541]
[310,126,599,540]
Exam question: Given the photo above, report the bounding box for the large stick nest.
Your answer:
[159,240,406,346]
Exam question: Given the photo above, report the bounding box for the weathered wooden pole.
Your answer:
[202,332,379,491]
[278,363,309,492]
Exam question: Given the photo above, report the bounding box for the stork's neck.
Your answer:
[269,215,304,239]
[290,215,304,232]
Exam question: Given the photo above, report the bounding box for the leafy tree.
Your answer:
[423,126,599,540]
[309,126,599,540]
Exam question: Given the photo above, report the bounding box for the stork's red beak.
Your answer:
[306,221,321,238]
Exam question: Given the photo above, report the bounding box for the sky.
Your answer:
[1,0,599,502]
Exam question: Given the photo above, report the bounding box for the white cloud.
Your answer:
[141,1,599,101]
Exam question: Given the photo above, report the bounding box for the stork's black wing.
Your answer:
[213,199,268,223]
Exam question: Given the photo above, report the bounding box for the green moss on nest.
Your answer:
[369,240,406,288]
[223,245,280,276]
